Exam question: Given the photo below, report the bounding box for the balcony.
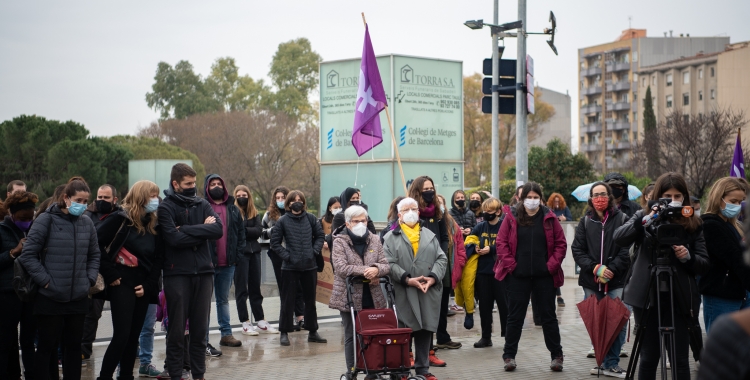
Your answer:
[581,123,602,133]
[606,81,630,92]
[581,143,602,152]
[581,104,602,114]
[616,141,632,150]
[581,86,602,96]
[580,67,602,77]
[606,61,631,72]
[606,101,631,111]
[607,120,631,131]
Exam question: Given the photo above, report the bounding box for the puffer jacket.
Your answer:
[18,204,101,303]
[450,207,476,231]
[270,212,325,271]
[243,214,262,254]
[571,209,631,290]
[0,216,26,293]
[493,205,566,287]
[614,209,710,314]
[328,230,390,312]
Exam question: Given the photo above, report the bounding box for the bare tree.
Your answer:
[632,108,748,197]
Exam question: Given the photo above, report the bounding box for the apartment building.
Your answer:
[578,29,729,172]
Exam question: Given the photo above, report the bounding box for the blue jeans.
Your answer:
[212,266,235,337]
[703,291,750,333]
[139,303,157,365]
[583,287,627,369]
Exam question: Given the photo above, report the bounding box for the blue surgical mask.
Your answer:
[144,198,159,213]
[722,199,742,219]
[67,201,87,216]
[440,205,445,214]
[276,201,285,209]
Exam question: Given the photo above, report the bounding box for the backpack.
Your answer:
[12,216,52,302]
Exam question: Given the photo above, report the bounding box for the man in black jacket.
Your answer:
[81,184,120,360]
[604,172,640,218]
[159,163,223,380]
[203,174,246,350]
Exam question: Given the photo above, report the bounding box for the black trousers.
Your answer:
[81,297,104,358]
[163,274,213,380]
[268,250,304,317]
[34,313,85,380]
[279,269,318,333]
[476,273,508,339]
[0,292,35,379]
[99,268,150,380]
[435,286,451,344]
[503,275,562,359]
[633,306,691,380]
[235,252,265,322]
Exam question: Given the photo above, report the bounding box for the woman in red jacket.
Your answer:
[494,182,567,372]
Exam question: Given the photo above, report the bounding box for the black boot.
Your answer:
[280,332,290,346]
[308,331,327,343]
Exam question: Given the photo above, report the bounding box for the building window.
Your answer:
[667,95,673,108]
[683,71,690,84]
[633,111,637,122]
[699,91,703,101]
[666,73,673,86]
[710,67,715,77]
[652,76,656,85]
[633,51,638,62]
[633,73,638,83]
[683,93,689,106]
[683,114,690,124]
[642,77,646,87]
[621,93,629,103]
[699,68,703,79]
[710,89,715,99]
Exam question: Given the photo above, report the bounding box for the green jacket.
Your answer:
[383,223,447,332]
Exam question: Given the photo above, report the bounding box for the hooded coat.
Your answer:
[203,174,246,267]
[493,205,567,287]
[157,182,223,277]
[328,230,390,312]
[327,187,376,249]
[383,223,447,332]
[603,172,641,218]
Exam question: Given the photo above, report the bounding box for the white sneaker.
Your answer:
[257,320,279,334]
[242,321,259,336]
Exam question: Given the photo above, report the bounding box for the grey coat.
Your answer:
[18,204,101,303]
[383,223,447,332]
[328,230,390,312]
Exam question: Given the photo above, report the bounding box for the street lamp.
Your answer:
[464,19,484,30]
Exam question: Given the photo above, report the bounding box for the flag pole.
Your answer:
[361,12,408,195]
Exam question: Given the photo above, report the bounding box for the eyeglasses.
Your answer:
[400,207,419,213]
[592,192,608,198]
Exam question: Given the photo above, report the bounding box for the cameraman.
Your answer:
[614,172,709,379]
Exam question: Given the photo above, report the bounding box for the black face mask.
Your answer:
[455,199,466,208]
[349,199,361,207]
[422,190,435,204]
[209,187,224,201]
[179,187,197,198]
[95,200,113,214]
[611,187,624,199]
[469,200,481,209]
[290,202,304,212]
[236,197,249,207]
[483,212,497,221]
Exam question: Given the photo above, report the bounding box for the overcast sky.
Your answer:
[1,0,748,146]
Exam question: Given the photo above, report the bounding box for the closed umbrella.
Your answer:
[577,285,631,368]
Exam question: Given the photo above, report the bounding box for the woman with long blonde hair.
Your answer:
[234,185,278,335]
[95,180,165,380]
[699,176,750,332]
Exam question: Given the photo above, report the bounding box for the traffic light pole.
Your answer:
[515,0,528,187]
[490,0,500,198]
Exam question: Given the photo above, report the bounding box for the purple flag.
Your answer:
[352,25,387,156]
[731,130,745,178]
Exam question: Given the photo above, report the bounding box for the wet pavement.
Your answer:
[73,282,701,380]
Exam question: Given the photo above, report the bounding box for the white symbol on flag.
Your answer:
[357,69,377,113]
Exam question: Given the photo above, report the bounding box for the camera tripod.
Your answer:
[625,255,683,380]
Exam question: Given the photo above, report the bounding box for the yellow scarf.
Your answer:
[401,222,420,257]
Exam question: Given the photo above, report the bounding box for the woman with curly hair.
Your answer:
[0,191,38,379]
[547,193,573,222]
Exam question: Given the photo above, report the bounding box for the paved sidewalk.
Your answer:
[78,282,700,379]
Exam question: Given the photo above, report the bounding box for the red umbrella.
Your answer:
[577,285,631,367]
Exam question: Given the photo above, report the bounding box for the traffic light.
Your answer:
[480,57,517,115]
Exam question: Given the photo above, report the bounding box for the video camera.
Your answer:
[643,198,693,247]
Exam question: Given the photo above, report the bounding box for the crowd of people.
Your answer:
[1,165,750,380]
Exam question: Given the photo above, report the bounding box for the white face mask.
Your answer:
[523,198,541,211]
[331,208,342,215]
[439,205,445,213]
[350,222,367,237]
[668,200,683,208]
[401,210,419,226]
